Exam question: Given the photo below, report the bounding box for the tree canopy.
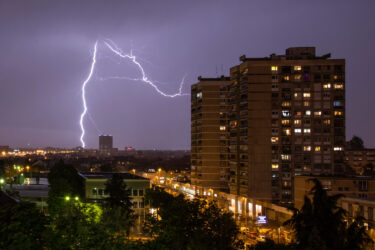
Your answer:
[143,187,243,250]
[101,173,135,236]
[47,160,84,217]
[348,135,365,150]
[0,202,49,250]
[285,179,372,250]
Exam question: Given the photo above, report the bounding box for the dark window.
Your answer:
[133,189,138,196]
[139,189,144,196]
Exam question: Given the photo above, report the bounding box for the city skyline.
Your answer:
[1,1,375,149]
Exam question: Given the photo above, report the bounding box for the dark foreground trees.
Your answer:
[47,160,84,217]
[101,173,135,236]
[0,202,49,250]
[285,179,372,250]
[143,187,243,250]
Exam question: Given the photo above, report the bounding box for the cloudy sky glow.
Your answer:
[0,0,374,149]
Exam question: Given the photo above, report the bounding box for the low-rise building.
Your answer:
[294,175,375,209]
[79,172,150,215]
[345,148,375,175]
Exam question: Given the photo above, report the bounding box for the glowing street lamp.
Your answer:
[65,196,70,201]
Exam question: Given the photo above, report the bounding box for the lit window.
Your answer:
[196,92,202,99]
[294,128,302,133]
[334,83,343,89]
[294,93,300,98]
[281,154,291,160]
[294,119,301,125]
[296,111,302,116]
[294,65,302,71]
[305,110,311,116]
[272,164,279,169]
[271,137,279,143]
[314,111,322,116]
[334,111,343,116]
[284,129,291,136]
[323,83,331,89]
[315,146,321,152]
[294,75,302,80]
[333,101,343,107]
[334,147,343,151]
[281,120,290,125]
[282,101,291,107]
[220,126,226,131]
[284,76,290,81]
[304,128,311,133]
[271,66,278,71]
[323,119,331,125]
[333,75,338,80]
[303,101,310,107]
[303,93,311,98]
[282,110,291,117]
[304,146,311,151]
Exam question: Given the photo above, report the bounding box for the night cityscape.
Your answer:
[1,1,375,249]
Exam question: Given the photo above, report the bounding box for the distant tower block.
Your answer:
[99,135,113,153]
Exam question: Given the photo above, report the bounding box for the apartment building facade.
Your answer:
[191,76,231,192]
[228,47,346,205]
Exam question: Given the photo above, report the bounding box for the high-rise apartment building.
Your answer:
[99,135,113,153]
[228,47,345,205]
[191,76,231,192]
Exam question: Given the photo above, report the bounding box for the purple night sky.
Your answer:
[0,0,374,150]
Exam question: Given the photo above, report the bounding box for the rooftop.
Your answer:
[79,172,148,180]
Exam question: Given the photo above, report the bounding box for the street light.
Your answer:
[0,178,4,184]
[74,196,79,201]
[65,196,70,201]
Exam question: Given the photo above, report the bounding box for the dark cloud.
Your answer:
[0,0,374,149]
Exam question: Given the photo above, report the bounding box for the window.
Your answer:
[294,93,300,98]
[304,128,311,134]
[294,75,302,80]
[315,146,321,152]
[282,101,291,107]
[271,66,278,71]
[220,126,226,131]
[196,92,202,99]
[133,202,138,208]
[333,101,343,107]
[303,101,310,107]
[305,110,311,116]
[281,154,291,160]
[271,137,279,143]
[272,164,279,170]
[294,128,302,133]
[314,111,322,116]
[283,75,290,81]
[139,189,144,196]
[133,189,138,196]
[282,110,291,117]
[323,83,331,89]
[334,111,343,116]
[303,93,311,98]
[323,119,331,125]
[281,119,290,125]
[294,119,301,125]
[334,147,343,151]
[304,146,311,151]
[334,83,343,89]
[283,129,291,136]
[294,65,302,71]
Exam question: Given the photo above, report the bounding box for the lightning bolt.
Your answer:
[79,41,98,148]
[79,40,188,148]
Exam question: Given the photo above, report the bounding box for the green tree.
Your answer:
[101,173,135,237]
[47,160,84,217]
[0,202,49,250]
[285,179,372,249]
[50,202,109,249]
[144,187,243,250]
